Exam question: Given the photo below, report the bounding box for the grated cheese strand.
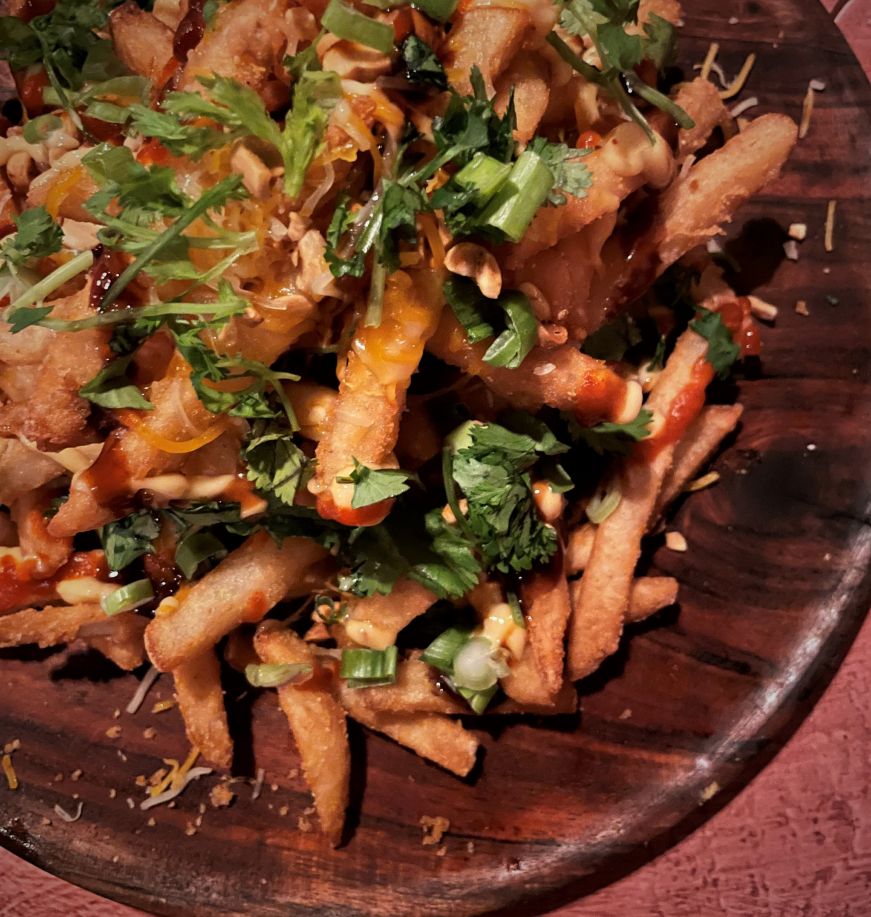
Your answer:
[140,766,213,811]
[126,666,161,715]
[2,753,18,790]
[720,53,756,100]
[687,471,721,493]
[799,82,815,140]
[824,200,837,253]
[54,801,84,822]
[699,42,719,81]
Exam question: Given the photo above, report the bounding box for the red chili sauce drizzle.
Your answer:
[174,0,206,62]
[0,549,109,613]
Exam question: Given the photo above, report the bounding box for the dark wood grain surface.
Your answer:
[1,1,870,915]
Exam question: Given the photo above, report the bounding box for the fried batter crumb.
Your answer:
[297,814,313,832]
[420,815,450,846]
[209,783,236,808]
[105,725,122,739]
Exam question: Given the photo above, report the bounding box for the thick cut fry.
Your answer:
[0,603,105,649]
[144,532,327,671]
[497,683,579,715]
[255,622,349,846]
[494,53,550,143]
[666,78,730,163]
[656,404,744,517]
[312,270,443,527]
[626,576,679,623]
[110,2,174,84]
[502,563,571,705]
[428,311,638,425]
[566,523,596,575]
[341,688,479,777]
[79,612,147,671]
[341,578,437,650]
[173,649,233,770]
[567,327,709,680]
[285,383,337,443]
[11,486,72,576]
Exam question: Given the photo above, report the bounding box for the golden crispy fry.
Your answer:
[502,564,571,705]
[428,311,638,425]
[11,485,71,576]
[656,404,744,517]
[341,578,437,650]
[494,53,550,143]
[255,621,350,846]
[173,648,233,770]
[145,532,327,671]
[341,687,479,777]
[346,652,460,715]
[80,612,148,671]
[566,522,597,575]
[109,2,174,83]
[0,603,106,649]
[651,77,730,162]
[626,576,680,623]
[567,327,709,680]
[497,683,579,715]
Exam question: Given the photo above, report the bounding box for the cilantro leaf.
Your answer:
[690,308,740,379]
[481,291,538,369]
[2,207,63,268]
[527,138,592,205]
[243,420,310,507]
[409,508,483,599]
[79,354,154,410]
[99,510,160,572]
[338,460,414,508]
[572,409,654,455]
[128,105,227,157]
[401,35,447,90]
[5,306,53,333]
[643,13,677,70]
[281,70,341,197]
[444,277,496,344]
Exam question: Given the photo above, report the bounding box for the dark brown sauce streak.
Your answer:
[174,0,207,63]
[20,0,55,22]
[80,429,133,514]
[88,246,132,314]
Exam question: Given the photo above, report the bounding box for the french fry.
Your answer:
[428,311,640,425]
[341,687,479,778]
[173,648,233,770]
[567,327,709,680]
[496,682,579,715]
[651,77,730,162]
[656,404,744,517]
[501,564,571,705]
[255,622,349,846]
[0,603,106,649]
[144,532,327,672]
[0,438,63,507]
[346,652,460,715]
[11,485,72,576]
[80,612,148,671]
[223,626,259,673]
[341,578,438,650]
[566,522,596,575]
[626,577,679,623]
[285,383,337,443]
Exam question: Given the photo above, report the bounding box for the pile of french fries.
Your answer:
[0,0,797,845]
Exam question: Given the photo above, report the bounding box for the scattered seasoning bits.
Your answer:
[198,802,207,815]
[466,841,476,855]
[279,805,290,817]
[687,471,721,493]
[126,797,135,809]
[619,707,633,720]
[665,531,688,553]
[209,783,235,808]
[700,781,720,802]
[747,295,778,322]
[143,727,157,740]
[436,845,447,857]
[297,814,313,832]
[783,240,800,261]
[41,817,52,827]
[113,709,121,720]
[824,200,837,253]
[70,769,82,782]
[105,725,122,739]
[806,443,817,452]
[109,788,117,799]
[3,739,21,754]
[826,294,840,306]
[116,750,128,762]
[135,775,148,787]
[420,815,450,846]
[788,222,807,241]
[184,821,197,837]
[147,817,156,827]
[287,768,299,780]
[795,300,810,316]
[2,753,18,790]
[53,772,64,783]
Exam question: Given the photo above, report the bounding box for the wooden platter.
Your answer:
[1,1,870,914]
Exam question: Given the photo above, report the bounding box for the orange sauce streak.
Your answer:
[0,550,108,613]
[45,167,85,219]
[114,410,228,455]
[316,491,392,528]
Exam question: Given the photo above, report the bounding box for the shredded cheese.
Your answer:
[126,666,161,715]
[747,295,778,321]
[151,698,177,714]
[687,471,721,493]
[141,766,213,811]
[54,801,84,822]
[795,299,810,316]
[2,753,18,790]
[729,96,759,119]
[251,767,266,801]
[699,42,719,81]
[824,200,837,253]
[665,531,688,552]
[720,53,756,100]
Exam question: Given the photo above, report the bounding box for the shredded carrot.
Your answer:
[45,166,85,219]
[824,200,837,253]
[699,42,719,81]
[418,213,446,269]
[115,410,228,454]
[2,753,18,790]
[720,53,756,100]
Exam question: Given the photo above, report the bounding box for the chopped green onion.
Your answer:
[245,662,313,688]
[482,290,538,369]
[340,645,398,687]
[586,482,622,524]
[478,150,555,243]
[315,595,347,625]
[421,626,472,674]
[452,635,508,691]
[83,100,130,125]
[456,683,498,714]
[364,0,458,21]
[100,579,154,616]
[453,153,513,207]
[508,592,525,629]
[22,114,62,144]
[322,0,395,54]
[6,250,95,315]
[175,531,227,580]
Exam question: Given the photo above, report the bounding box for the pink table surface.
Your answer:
[2,3,870,915]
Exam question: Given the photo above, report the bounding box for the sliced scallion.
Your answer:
[22,114,62,144]
[482,290,538,369]
[456,683,498,714]
[586,482,622,524]
[421,626,472,674]
[340,645,398,687]
[322,0,395,54]
[453,153,513,207]
[363,0,458,22]
[508,592,525,629]
[452,635,507,692]
[245,662,313,688]
[6,249,94,315]
[101,579,154,616]
[479,150,555,243]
